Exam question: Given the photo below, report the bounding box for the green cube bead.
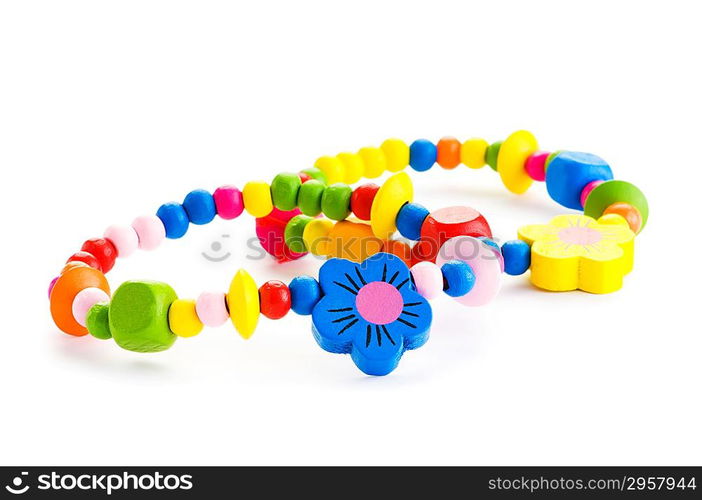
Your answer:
[284,215,313,253]
[271,172,302,211]
[298,179,325,216]
[300,167,328,185]
[321,183,352,221]
[86,302,111,340]
[485,140,503,171]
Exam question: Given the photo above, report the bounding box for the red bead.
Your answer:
[350,183,380,221]
[259,280,292,320]
[66,251,102,271]
[298,172,312,184]
[417,206,492,262]
[81,238,118,273]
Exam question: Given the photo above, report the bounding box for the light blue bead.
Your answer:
[289,276,321,315]
[396,202,430,241]
[502,240,530,276]
[156,203,189,239]
[409,139,437,172]
[546,151,613,210]
[182,189,216,225]
[441,260,476,297]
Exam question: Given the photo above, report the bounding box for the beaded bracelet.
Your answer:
[47,130,648,376]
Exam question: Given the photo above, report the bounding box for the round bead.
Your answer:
[242,181,273,218]
[298,172,312,184]
[603,202,643,234]
[436,137,461,169]
[67,251,102,271]
[103,224,139,258]
[302,218,334,256]
[584,180,649,231]
[396,202,430,241]
[72,287,110,327]
[131,215,166,251]
[284,215,313,254]
[485,141,503,171]
[195,292,229,328]
[168,299,203,337]
[321,183,352,221]
[297,179,326,216]
[546,151,613,210]
[326,220,384,262]
[370,172,414,239]
[271,173,302,211]
[410,261,444,300]
[524,150,550,182]
[545,150,563,170]
[50,266,110,336]
[337,152,364,184]
[580,179,605,208]
[497,130,539,194]
[156,203,189,239]
[461,138,489,169]
[501,240,531,276]
[357,147,387,178]
[183,189,216,225]
[380,138,409,172]
[48,277,59,299]
[86,302,111,339]
[289,275,322,315]
[300,167,328,185]
[227,269,260,339]
[61,261,89,275]
[259,281,292,320]
[255,208,306,262]
[314,156,344,184]
[415,206,492,262]
[213,185,244,219]
[441,260,476,297]
[382,239,412,268]
[81,238,118,273]
[409,139,437,172]
[350,183,380,221]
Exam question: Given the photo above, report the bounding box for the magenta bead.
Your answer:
[132,215,166,251]
[104,224,139,258]
[524,150,550,182]
[213,185,244,220]
[71,287,110,327]
[195,292,229,327]
[48,277,59,299]
[580,179,605,208]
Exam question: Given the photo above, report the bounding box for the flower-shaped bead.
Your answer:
[518,214,635,294]
[312,253,432,376]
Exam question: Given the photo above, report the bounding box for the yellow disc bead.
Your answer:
[380,138,409,172]
[314,156,344,184]
[461,138,489,169]
[357,146,387,178]
[497,130,538,194]
[370,172,414,239]
[168,299,203,338]
[243,181,273,218]
[337,152,364,184]
[302,218,334,256]
[227,269,260,339]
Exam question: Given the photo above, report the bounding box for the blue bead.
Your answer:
[501,240,531,276]
[546,151,613,210]
[441,260,476,298]
[409,139,437,172]
[182,189,216,225]
[478,236,501,253]
[396,202,430,240]
[156,203,189,239]
[289,275,321,315]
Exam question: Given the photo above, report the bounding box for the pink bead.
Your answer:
[48,277,59,299]
[524,150,550,182]
[195,292,229,327]
[410,261,444,300]
[131,215,166,251]
[213,185,244,220]
[104,224,139,258]
[580,180,605,208]
[71,287,110,327]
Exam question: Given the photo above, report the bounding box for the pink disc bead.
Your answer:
[580,179,605,208]
[410,261,444,300]
[104,224,139,258]
[213,185,244,220]
[71,287,110,327]
[195,292,230,327]
[48,277,59,299]
[524,150,550,182]
[131,215,166,251]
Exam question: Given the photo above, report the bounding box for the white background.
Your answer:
[0,0,700,466]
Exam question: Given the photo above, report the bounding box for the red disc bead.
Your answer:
[259,280,292,320]
[81,238,118,273]
[66,251,102,271]
[350,183,380,221]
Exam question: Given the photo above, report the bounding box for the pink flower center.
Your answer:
[558,226,602,245]
[355,281,403,325]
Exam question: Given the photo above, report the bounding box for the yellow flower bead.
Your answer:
[243,181,273,218]
[168,299,203,338]
[461,138,489,169]
[337,152,364,184]
[302,218,334,256]
[380,138,409,172]
[227,269,260,339]
[314,156,344,184]
[357,146,387,178]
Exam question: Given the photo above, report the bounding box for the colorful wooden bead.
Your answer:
[227,269,260,339]
[156,203,189,239]
[284,215,313,254]
[370,172,414,239]
[103,224,139,258]
[417,205,492,262]
[321,183,352,221]
[461,138,489,169]
[337,152,365,184]
[479,236,505,273]
[67,251,102,271]
[396,202,429,241]
[86,302,111,339]
[382,239,412,268]
[195,292,229,328]
[213,185,244,219]
[545,150,562,170]
[48,277,59,299]
[243,181,273,218]
[485,141,502,171]
[524,150,550,182]
[579,179,605,208]
[314,156,344,184]
[50,266,110,336]
[497,130,539,194]
[168,299,203,337]
[441,260,476,297]
[81,238,118,273]
[271,173,302,211]
[298,172,312,184]
[297,179,325,216]
[300,167,328,185]
[350,183,380,221]
[409,139,437,172]
[303,218,334,256]
[131,215,166,251]
[436,137,461,169]
[60,260,89,275]
[546,151,613,210]
[501,239,531,276]
[255,208,306,262]
[603,202,643,234]
[380,138,409,172]
[326,220,384,263]
[583,180,649,231]
[410,261,444,300]
[357,147,386,178]
[259,281,292,320]
[289,275,321,315]
[72,287,110,327]
[183,189,216,225]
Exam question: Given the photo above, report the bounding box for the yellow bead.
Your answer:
[461,138,489,169]
[227,269,260,339]
[168,299,203,338]
[370,172,413,239]
[380,138,409,172]
[314,156,344,184]
[597,213,629,228]
[357,146,386,178]
[302,218,334,256]
[497,130,538,194]
[243,181,273,218]
[337,152,364,184]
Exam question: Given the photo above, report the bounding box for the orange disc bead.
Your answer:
[436,137,461,169]
[50,266,110,336]
[603,202,642,234]
[382,239,412,267]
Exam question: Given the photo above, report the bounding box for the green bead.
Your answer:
[86,302,111,340]
[584,179,649,231]
[271,172,302,211]
[284,215,313,253]
[321,183,352,221]
[485,141,503,171]
[108,281,177,353]
[301,167,328,185]
[298,179,325,216]
[545,150,563,170]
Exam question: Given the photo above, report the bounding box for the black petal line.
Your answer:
[381,324,396,345]
[333,281,358,295]
[396,278,409,290]
[337,318,358,335]
[388,271,399,284]
[396,317,417,329]
[332,314,356,323]
[344,273,360,291]
[355,267,367,286]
